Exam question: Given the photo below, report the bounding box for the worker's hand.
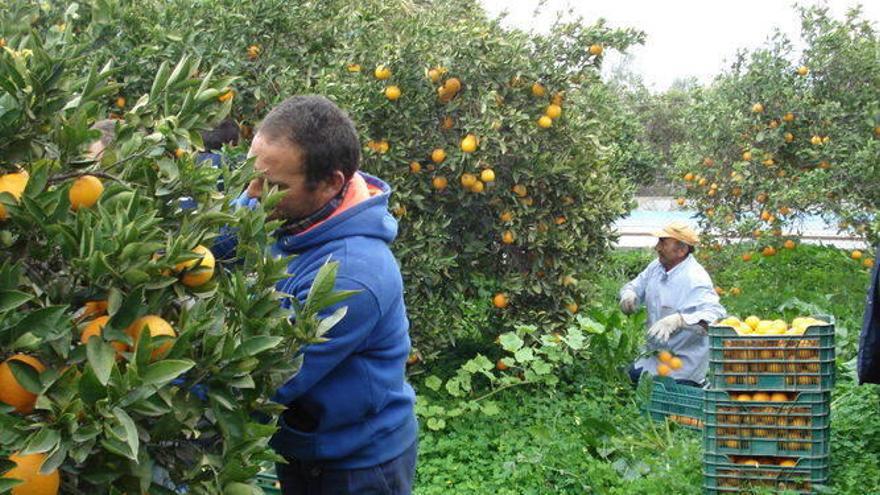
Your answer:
[647,313,685,343]
[619,289,639,315]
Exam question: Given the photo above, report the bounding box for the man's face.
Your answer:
[246,132,343,221]
[655,237,688,266]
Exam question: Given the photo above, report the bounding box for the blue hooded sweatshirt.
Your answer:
[225,172,417,469]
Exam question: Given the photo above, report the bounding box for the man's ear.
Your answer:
[320,170,346,199]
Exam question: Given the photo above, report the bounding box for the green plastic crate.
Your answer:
[704,390,831,457]
[256,471,281,494]
[708,316,835,391]
[703,453,830,494]
[647,376,706,430]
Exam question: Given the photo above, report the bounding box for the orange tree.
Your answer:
[670,5,880,250]
[1,6,350,493]
[58,0,648,358]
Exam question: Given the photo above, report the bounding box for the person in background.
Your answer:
[87,119,119,161]
[180,118,241,210]
[619,221,726,386]
[858,246,880,384]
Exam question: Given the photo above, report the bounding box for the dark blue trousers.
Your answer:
[276,440,417,495]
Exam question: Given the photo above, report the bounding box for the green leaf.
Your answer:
[426,417,446,431]
[0,290,31,313]
[314,306,347,338]
[113,407,139,460]
[232,336,283,360]
[86,336,116,386]
[7,359,42,395]
[141,359,194,387]
[22,428,60,455]
[424,375,442,391]
[479,401,500,416]
[499,333,524,353]
[514,347,535,363]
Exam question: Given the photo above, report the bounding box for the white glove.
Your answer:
[648,313,685,343]
[619,289,639,314]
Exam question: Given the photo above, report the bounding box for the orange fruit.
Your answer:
[427,68,441,82]
[431,176,448,190]
[346,63,362,72]
[657,364,671,376]
[80,315,128,357]
[460,173,477,189]
[0,170,30,220]
[81,300,108,320]
[762,246,776,257]
[658,350,673,364]
[784,132,794,143]
[409,162,421,173]
[384,85,401,101]
[796,65,809,76]
[2,452,60,495]
[480,169,495,183]
[492,293,508,309]
[373,65,391,80]
[431,148,446,164]
[444,77,462,94]
[851,250,863,260]
[469,180,485,193]
[126,315,176,361]
[0,355,46,414]
[501,230,515,244]
[741,252,753,262]
[174,245,215,287]
[742,151,752,161]
[588,43,603,56]
[811,135,822,145]
[512,184,528,197]
[753,392,771,402]
[729,287,742,296]
[496,359,509,370]
[770,392,789,402]
[115,96,126,108]
[537,115,552,128]
[741,458,760,468]
[565,302,578,314]
[441,115,454,129]
[499,211,513,222]
[218,90,234,102]
[715,287,725,296]
[784,240,796,250]
[779,459,797,467]
[865,258,875,269]
[669,357,683,370]
[460,134,478,153]
[783,112,795,122]
[683,173,694,182]
[545,104,562,119]
[676,197,685,206]
[751,103,764,113]
[531,82,546,97]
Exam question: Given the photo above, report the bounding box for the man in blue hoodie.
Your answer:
[219,95,417,494]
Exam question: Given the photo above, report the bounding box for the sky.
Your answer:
[479,0,880,92]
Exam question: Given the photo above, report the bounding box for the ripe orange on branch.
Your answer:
[2,452,60,495]
[0,354,46,414]
[69,175,104,210]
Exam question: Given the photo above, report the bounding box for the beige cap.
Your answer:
[652,221,700,246]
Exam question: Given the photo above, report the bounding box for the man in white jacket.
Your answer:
[620,221,726,385]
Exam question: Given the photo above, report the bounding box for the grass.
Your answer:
[413,244,880,494]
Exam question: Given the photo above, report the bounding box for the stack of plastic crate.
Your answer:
[702,316,834,494]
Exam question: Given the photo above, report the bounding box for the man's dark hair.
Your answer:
[91,119,118,146]
[201,118,240,152]
[257,95,360,189]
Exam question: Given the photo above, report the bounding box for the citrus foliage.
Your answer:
[671,6,880,246]
[54,0,647,354]
[1,4,351,493]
